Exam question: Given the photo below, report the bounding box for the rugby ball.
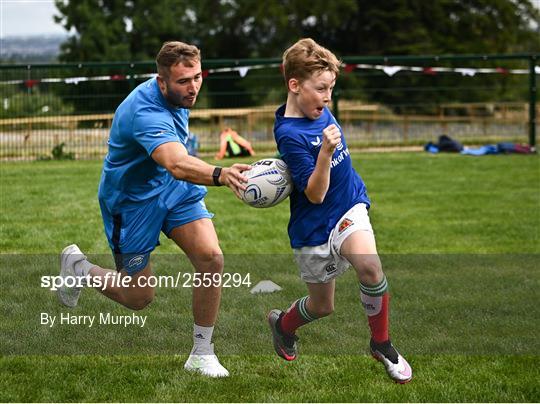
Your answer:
[241,158,292,208]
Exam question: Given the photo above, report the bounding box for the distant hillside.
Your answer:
[1,34,66,63]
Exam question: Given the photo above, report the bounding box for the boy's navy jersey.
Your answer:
[274,105,370,248]
[98,78,205,210]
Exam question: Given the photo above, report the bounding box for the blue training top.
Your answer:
[274,105,370,248]
[98,78,201,210]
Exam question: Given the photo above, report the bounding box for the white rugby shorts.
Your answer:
[293,203,374,283]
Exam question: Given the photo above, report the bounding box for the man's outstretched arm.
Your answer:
[152,141,250,198]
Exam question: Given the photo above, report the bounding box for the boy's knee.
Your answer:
[356,257,382,282]
[311,302,334,318]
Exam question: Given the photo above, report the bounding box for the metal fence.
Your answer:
[0,54,537,160]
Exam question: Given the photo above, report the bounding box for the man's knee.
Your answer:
[193,248,224,274]
[124,287,154,311]
[126,292,154,311]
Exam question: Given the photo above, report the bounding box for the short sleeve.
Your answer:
[133,107,179,156]
[277,135,315,192]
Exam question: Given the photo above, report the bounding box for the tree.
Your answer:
[54,0,539,60]
[53,0,539,109]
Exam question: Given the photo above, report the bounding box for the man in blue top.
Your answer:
[57,41,250,378]
[268,38,412,383]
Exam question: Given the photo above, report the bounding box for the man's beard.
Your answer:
[165,92,193,108]
[164,83,196,108]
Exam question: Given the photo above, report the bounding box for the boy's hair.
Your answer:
[156,41,201,78]
[282,38,341,86]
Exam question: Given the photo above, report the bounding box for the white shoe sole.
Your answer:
[57,244,83,307]
[184,355,229,378]
[371,351,413,384]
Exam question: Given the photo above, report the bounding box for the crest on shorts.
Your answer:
[128,255,145,268]
[338,218,353,234]
[325,263,337,274]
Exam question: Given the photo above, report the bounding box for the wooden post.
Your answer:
[403,114,409,143]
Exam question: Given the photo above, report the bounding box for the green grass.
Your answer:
[1,153,538,253]
[1,355,538,402]
[1,152,539,402]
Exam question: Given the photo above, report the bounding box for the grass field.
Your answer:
[1,152,539,402]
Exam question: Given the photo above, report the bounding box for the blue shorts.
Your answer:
[99,181,213,275]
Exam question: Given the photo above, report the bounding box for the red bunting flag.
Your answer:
[24,79,40,88]
[0,62,536,87]
[344,64,356,73]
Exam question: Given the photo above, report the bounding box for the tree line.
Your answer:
[9,0,540,115]
[54,0,539,61]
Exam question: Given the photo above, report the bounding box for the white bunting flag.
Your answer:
[238,66,250,77]
[382,66,402,76]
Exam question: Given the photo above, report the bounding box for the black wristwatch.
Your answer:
[212,167,223,186]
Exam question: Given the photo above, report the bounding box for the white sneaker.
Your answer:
[57,244,86,308]
[370,339,413,384]
[184,344,229,378]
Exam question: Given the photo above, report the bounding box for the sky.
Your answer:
[0,0,66,38]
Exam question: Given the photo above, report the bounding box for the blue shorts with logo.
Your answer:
[99,181,212,275]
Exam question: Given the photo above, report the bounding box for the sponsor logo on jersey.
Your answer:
[310,137,322,147]
[338,218,353,234]
[330,147,350,168]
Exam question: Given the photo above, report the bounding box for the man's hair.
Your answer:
[282,38,341,86]
[156,41,201,78]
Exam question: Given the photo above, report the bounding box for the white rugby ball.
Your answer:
[241,158,293,208]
